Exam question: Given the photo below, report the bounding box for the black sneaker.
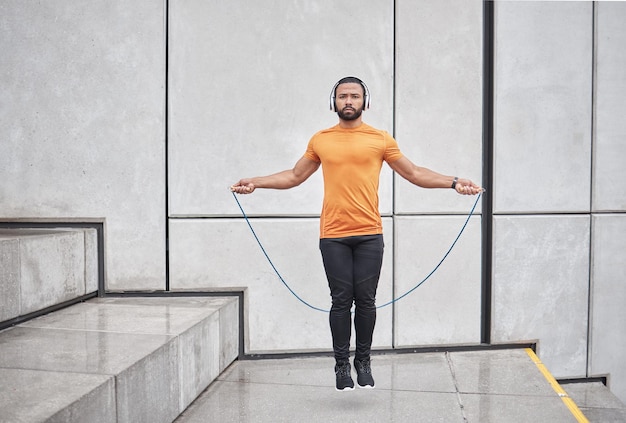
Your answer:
[334,362,354,391]
[354,358,375,388]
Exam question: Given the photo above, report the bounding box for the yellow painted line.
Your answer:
[525,348,589,423]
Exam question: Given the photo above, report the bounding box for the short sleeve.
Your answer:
[303,134,321,163]
[382,131,403,163]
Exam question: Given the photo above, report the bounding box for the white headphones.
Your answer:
[329,76,371,112]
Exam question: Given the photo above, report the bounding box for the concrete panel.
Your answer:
[0,326,173,375]
[565,381,626,423]
[492,215,590,378]
[169,217,394,353]
[19,230,85,315]
[0,0,166,290]
[0,368,115,423]
[394,216,482,347]
[451,349,556,397]
[493,2,592,213]
[590,215,626,404]
[20,300,220,336]
[0,237,20,321]
[168,0,394,217]
[0,228,99,321]
[593,2,626,212]
[116,340,180,423]
[395,0,483,213]
[219,298,240,372]
[178,311,220,413]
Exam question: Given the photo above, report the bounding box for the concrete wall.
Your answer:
[167,0,398,355]
[393,0,484,347]
[0,0,166,290]
[168,0,484,352]
[491,1,626,402]
[1,0,625,403]
[492,0,593,375]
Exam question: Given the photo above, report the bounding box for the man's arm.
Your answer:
[388,156,483,195]
[231,156,321,194]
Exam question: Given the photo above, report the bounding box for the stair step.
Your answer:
[0,296,239,423]
[564,381,626,422]
[0,228,98,323]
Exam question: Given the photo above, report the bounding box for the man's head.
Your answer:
[329,77,370,121]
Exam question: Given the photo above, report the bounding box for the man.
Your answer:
[231,76,482,391]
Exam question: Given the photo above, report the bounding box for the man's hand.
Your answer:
[230,180,255,194]
[455,178,484,195]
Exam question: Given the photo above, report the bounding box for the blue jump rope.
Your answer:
[232,191,482,313]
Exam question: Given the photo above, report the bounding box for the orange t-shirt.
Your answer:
[304,123,404,239]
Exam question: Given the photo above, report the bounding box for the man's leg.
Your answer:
[352,234,383,388]
[320,238,354,364]
[320,238,355,391]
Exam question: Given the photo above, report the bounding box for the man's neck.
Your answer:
[338,117,363,129]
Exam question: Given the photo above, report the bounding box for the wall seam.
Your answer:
[586,0,598,379]
[391,0,397,350]
[481,0,495,345]
[164,0,171,291]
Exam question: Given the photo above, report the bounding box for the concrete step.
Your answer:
[563,381,626,422]
[0,296,239,423]
[0,228,98,323]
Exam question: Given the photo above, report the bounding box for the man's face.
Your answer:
[335,83,365,121]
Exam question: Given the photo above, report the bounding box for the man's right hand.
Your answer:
[230,180,255,194]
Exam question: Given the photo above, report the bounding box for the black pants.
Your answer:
[319,234,384,364]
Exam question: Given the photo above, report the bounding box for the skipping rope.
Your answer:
[231,190,482,313]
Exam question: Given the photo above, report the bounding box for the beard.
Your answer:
[337,105,363,121]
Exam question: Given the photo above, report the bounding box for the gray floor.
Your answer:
[175,348,626,423]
